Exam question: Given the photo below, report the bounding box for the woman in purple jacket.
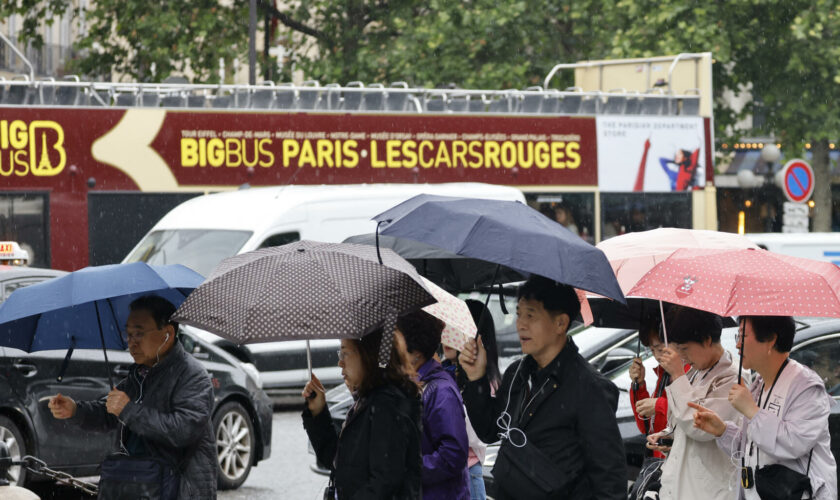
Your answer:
[398,310,470,500]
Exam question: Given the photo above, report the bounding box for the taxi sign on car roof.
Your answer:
[0,241,29,266]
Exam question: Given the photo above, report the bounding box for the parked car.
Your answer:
[0,267,273,490]
[123,183,526,403]
[614,317,840,488]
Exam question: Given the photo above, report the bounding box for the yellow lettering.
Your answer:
[299,140,317,167]
[316,139,334,167]
[13,150,28,176]
[181,138,199,167]
[566,142,581,168]
[242,139,259,168]
[386,140,402,168]
[500,141,516,169]
[0,151,12,176]
[225,138,242,166]
[0,120,7,149]
[370,140,386,168]
[517,142,534,169]
[198,138,207,167]
[451,141,467,167]
[484,141,500,168]
[282,140,300,167]
[207,138,225,167]
[467,141,482,168]
[434,142,452,168]
[401,140,418,168]
[334,140,342,168]
[342,140,358,168]
[29,121,65,176]
[258,139,274,167]
[9,120,27,149]
[551,141,565,168]
[418,141,434,168]
[535,142,549,168]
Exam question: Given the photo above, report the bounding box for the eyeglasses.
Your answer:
[337,349,354,362]
[122,329,157,344]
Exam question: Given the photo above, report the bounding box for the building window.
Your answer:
[600,192,692,240]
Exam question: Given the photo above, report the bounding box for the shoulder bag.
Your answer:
[97,454,179,500]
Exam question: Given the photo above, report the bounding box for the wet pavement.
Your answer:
[26,409,330,499]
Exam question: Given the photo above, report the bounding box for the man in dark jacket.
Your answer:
[459,275,626,500]
[49,295,217,499]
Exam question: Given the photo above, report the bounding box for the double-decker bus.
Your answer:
[0,53,715,271]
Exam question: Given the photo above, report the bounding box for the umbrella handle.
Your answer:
[375,220,389,265]
[659,300,668,348]
[57,337,75,383]
[94,301,115,389]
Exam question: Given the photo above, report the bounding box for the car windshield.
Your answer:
[124,229,252,277]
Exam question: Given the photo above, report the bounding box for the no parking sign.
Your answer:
[780,159,814,203]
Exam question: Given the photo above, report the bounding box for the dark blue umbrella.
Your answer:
[0,262,204,386]
[373,194,626,303]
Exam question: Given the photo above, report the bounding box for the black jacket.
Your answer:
[462,338,626,500]
[303,383,423,500]
[73,342,217,499]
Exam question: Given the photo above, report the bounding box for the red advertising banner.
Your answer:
[0,108,598,191]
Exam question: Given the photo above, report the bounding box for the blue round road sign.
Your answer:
[781,159,814,203]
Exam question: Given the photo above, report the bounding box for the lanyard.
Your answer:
[744,358,790,468]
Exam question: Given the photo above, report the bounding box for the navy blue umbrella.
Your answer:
[373,194,626,303]
[0,262,204,386]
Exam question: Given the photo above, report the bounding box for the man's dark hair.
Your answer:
[397,310,445,361]
[517,275,581,321]
[663,305,723,344]
[742,315,795,353]
[129,295,178,333]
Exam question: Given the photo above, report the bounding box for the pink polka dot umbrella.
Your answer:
[420,278,477,352]
[627,247,840,318]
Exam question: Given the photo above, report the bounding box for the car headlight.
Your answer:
[241,362,263,389]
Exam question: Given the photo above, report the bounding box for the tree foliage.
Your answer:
[5,1,839,225]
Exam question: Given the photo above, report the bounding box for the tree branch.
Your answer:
[258,0,331,45]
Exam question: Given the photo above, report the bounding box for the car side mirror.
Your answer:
[598,347,636,374]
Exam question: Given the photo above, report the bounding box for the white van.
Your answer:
[745,232,840,265]
[123,183,525,400]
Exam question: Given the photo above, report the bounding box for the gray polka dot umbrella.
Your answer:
[172,240,436,367]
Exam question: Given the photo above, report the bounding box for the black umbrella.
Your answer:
[343,233,524,293]
[172,240,436,367]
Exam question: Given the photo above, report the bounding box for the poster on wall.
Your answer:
[596,116,706,192]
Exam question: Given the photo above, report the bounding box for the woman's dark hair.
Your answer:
[517,275,581,321]
[465,299,501,390]
[354,329,420,399]
[129,295,179,333]
[637,314,662,347]
[398,310,445,361]
[663,305,722,344]
[741,316,795,353]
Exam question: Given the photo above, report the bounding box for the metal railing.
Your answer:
[0,77,703,116]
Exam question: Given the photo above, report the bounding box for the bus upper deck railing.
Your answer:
[0,74,702,116]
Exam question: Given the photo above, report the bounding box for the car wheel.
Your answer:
[0,415,28,486]
[213,401,254,490]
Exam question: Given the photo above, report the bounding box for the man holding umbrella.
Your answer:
[459,275,626,499]
[48,296,217,500]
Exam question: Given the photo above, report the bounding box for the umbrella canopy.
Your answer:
[373,194,625,303]
[172,240,436,366]
[420,278,477,352]
[343,233,524,292]
[627,247,840,317]
[0,262,203,352]
[583,295,737,330]
[596,228,759,295]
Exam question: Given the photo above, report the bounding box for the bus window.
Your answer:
[600,192,692,241]
[258,232,300,249]
[0,193,49,268]
[525,193,595,244]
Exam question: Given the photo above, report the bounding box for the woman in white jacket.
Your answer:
[646,306,743,500]
[690,315,837,500]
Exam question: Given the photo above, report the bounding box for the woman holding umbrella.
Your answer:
[689,316,837,499]
[645,306,743,500]
[302,328,423,499]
